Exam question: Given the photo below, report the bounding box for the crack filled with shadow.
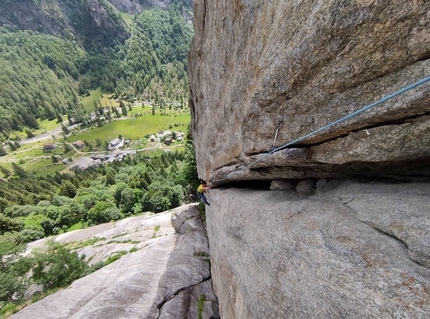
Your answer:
[368,225,427,267]
[370,225,409,250]
[156,277,212,318]
[342,203,408,248]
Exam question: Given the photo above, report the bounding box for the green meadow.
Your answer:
[9,116,68,140]
[1,85,191,177]
[80,88,108,113]
[69,113,190,145]
[21,157,65,176]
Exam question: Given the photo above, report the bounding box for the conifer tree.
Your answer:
[11,163,29,179]
[0,165,10,178]
[7,142,17,151]
[61,124,70,135]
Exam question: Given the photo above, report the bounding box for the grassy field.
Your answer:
[80,88,107,113]
[69,113,190,145]
[0,101,191,177]
[37,118,67,133]
[9,116,68,140]
[21,157,65,176]
[0,84,191,178]
[80,89,140,113]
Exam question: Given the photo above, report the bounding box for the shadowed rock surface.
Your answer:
[11,205,218,319]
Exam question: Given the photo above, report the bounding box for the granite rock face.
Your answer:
[205,181,430,319]
[188,0,430,183]
[188,1,430,318]
[11,205,218,319]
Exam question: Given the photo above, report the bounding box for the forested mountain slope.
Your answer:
[0,29,85,136]
[0,0,192,50]
[0,0,193,142]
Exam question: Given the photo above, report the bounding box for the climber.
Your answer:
[197,180,210,206]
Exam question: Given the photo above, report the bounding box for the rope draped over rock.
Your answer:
[211,75,430,184]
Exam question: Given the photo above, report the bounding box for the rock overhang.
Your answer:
[188,0,430,184]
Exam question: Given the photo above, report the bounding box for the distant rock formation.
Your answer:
[11,205,219,319]
[0,0,188,50]
[0,0,130,48]
[188,0,430,318]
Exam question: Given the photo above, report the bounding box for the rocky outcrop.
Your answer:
[107,0,145,14]
[0,0,130,48]
[188,0,430,183]
[11,205,219,319]
[205,180,430,319]
[188,0,430,318]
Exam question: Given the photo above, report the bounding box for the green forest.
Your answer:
[0,28,84,138]
[0,124,199,316]
[0,133,198,241]
[0,0,199,316]
[0,2,193,144]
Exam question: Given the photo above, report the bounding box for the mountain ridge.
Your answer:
[0,0,192,51]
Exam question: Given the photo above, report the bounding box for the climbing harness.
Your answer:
[211,75,430,184]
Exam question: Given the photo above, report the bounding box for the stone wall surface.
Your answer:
[205,181,430,319]
[188,0,430,183]
[188,3,430,316]
[10,205,219,319]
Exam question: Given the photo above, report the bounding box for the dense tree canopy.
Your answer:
[106,7,193,100]
[0,1,197,314]
[0,148,195,240]
[0,3,193,144]
[0,28,85,138]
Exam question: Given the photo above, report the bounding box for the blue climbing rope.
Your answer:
[211,75,430,183]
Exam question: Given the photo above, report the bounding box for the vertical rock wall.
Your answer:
[189,0,430,182]
[188,0,430,318]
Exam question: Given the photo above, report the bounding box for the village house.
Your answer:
[42,143,56,151]
[73,140,85,149]
[110,138,121,147]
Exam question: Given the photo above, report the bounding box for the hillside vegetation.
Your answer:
[0,125,200,316]
[0,1,198,315]
[0,1,193,145]
[0,29,85,139]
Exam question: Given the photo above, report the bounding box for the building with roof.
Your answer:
[73,140,85,149]
[42,143,56,151]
